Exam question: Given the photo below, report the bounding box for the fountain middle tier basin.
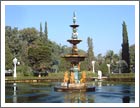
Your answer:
[62,54,86,63]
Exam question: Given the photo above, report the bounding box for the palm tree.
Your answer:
[97,53,104,65]
[105,50,114,64]
[105,50,120,73]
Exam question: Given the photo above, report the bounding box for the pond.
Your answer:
[5,81,135,103]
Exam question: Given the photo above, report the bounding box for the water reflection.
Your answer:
[13,83,17,103]
[97,81,102,88]
[64,91,94,103]
[121,85,133,103]
[122,96,130,103]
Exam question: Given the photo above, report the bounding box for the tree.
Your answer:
[95,53,104,72]
[105,50,120,73]
[87,37,94,71]
[28,45,52,71]
[98,62,108,76]
[105,50,114,64]
[5,26,22,56]
[113,54,120,63]
[115,60,128,73]
[97,53,104,64]
[122,21,130,73]
[40,22,43,37]
[19,27,38,46]
[129,44,135,72]
[44,21,48,40]
[58,58,71,72]
[5,26,12,38]
[5,43,13,70]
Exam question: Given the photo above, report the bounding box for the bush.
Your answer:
[17,65,33,76]
[48,71,64,79]
[84,71,98,78]
[98,63,108,76]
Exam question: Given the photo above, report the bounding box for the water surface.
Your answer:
[5,81,135,103]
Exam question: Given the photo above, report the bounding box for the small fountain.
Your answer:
[54,12,95,92]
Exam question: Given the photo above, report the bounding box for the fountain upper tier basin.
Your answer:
[67,39,82,45]
[70,24,79,28]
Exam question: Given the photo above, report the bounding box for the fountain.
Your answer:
[54,12,95,92]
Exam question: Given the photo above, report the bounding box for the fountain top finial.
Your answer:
[73,11,76,24]
[73,11,76,17]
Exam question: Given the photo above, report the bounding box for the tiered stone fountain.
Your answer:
[54,12,95,92]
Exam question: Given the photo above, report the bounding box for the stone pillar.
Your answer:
[107,64,111,74]
[92,61,95,73]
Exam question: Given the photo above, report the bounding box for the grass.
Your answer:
[5,71,97,80]
[103,81,135,85]
[106,73,135,82]
[5,71,135,83]
[109,73,135,78]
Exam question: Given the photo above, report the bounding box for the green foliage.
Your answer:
[86,71,98,78]
[40,22,43,37]
[122,21,130,72]
[48,71,64,79]
[96,53,104,65]
[98,63,108,75]
[20,41,28,65]
[58,58,71,71]
[5,43,13,69]
[87,37,94,71]
[44,21,48,40]
[5,26,22,56]
[105,50,114,64]
[28,45,52,71]
[117,60,129,73]
[129,44,135,68]
[19,27,39,45]
[17,65,32,76]
[80,60,88,71]
[5,25,79,75]
[105,50,119,64]
[5,26,12,38]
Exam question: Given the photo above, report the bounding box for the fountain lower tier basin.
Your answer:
[54,83,95,92]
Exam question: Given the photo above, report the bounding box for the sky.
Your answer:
[5,4,135,56]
